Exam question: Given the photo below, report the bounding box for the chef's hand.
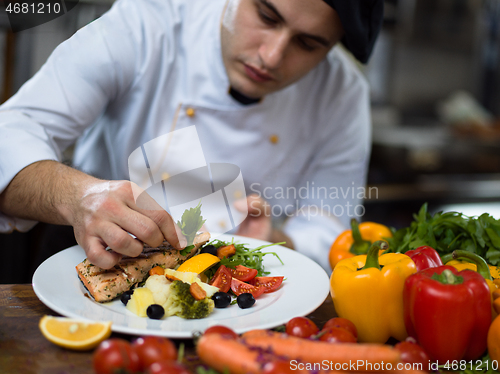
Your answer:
[0,161,186,269]
[70,180,186,269]
[234,194,294,249]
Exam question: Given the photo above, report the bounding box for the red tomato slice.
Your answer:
[226,265,258,282]
[209,265,232,293]
[250,276,284,293]
[230,278,266,298]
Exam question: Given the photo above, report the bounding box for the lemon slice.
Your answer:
[176,253,220,274]
[39,315,112,351]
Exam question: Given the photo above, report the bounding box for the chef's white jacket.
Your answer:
[0,0,371,271]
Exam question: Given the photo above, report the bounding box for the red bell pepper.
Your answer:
[405,246,443,271]
[403,265,491,363]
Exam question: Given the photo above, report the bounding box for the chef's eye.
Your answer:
[258,8,278,25]
[296,38,317,52]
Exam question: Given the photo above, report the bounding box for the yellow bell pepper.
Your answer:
[442,259,500,280]
[328,219,392,269]
[443,250,498,320]
[330,240,417,344]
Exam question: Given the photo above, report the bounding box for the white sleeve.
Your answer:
[282,67,372,273]
[0,0,140,232]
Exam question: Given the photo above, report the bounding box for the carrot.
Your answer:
[217,244,236,259]
[196,333,273,374]
[189,282,206,300]
[241,330,402,372]
[149,266,164,276]
[197,333,352,374]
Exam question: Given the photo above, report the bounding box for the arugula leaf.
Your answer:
[176,201,206,255]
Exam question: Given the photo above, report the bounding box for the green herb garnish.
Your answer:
[203,238,284,279]
[177,201,206,256]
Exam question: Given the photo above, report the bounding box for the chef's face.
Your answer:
[221,0,344,99]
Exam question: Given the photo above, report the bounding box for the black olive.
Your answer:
[236,293,255,309]
[200,245,218,256]
[147,304,165,320]
[120,290,134,305]
[212,292,232,308]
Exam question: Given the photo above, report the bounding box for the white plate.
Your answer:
[32,234,330,338]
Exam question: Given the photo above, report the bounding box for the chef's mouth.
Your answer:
[243,64,274,83]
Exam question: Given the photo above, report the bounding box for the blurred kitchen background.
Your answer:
[0,0,499,283]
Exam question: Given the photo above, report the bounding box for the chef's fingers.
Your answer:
[114,209,166,249]
[234,194,271,218]
[128,183,187,249]
[98,221,145,257]
[83,236,123,270]
[140,208,187,249]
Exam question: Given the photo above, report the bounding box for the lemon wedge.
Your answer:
[39,315,112,351]
[176,253,220,274]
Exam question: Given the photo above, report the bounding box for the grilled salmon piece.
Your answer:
[76,232,210,302]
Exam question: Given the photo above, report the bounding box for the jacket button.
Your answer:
[269,134,279,144]
[186,107,196,117]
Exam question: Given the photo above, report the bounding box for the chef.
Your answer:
[0,0,383,271]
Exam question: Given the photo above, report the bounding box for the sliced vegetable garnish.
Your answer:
[250,276,284,293]
[209,265,232,293]
[230,278,266,298]
[226,265,258,282]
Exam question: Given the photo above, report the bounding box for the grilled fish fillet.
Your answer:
[76,232,210,302]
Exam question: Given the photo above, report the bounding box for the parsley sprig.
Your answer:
[177,201,206,256]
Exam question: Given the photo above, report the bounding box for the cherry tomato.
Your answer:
[209,265,232,293]
[263,360,295,374]
[92,338,140,374]
[322,317,358,340]
[394,338,431,370]
[318,327,356,344]
[204,325,239,339]
[226,265,258,282]
[146,360,191,374]
[230,278,266,298]
[285,316,319,339]
[132,336,177,371]
[250,276,284,293]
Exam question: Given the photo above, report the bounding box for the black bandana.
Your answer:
[323,0,384,64]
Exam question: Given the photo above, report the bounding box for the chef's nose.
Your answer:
[259,31,289,70]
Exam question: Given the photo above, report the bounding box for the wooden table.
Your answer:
[0,284,336,374]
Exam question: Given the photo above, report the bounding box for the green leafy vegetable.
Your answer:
[203,239,284,279]
[177,201,206,256]
[387,203,500,264]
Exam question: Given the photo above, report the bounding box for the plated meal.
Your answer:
[32,233,331,338]
[75,231,286,321]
